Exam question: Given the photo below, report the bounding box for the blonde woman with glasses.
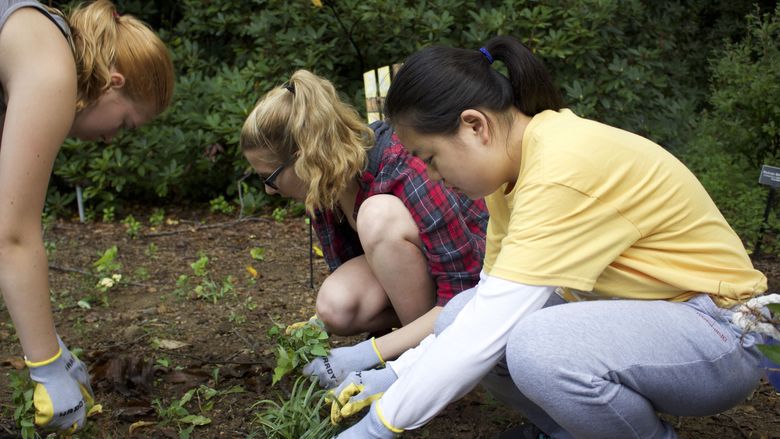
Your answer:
[241,69,488,390]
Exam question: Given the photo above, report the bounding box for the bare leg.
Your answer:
[316,255,400,335]
[357,194,436,326]
[316,194,436,335]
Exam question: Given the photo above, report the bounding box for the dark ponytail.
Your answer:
[385,35,563,134]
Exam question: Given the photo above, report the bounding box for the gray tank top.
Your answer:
[0,0,72,115]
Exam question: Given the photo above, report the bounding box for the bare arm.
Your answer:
[0,8,77,362]
[373,305,442,361]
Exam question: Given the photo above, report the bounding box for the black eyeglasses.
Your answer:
[263,155,295,190]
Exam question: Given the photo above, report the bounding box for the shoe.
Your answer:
[494,423,553,439]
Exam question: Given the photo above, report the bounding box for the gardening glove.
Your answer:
[731,293,780,340]
[329,366,398,424]
[304,337,386,389]
[56,335,95,407]
[285,314,324,335]
[332,401,399,439]
[26,347,88,433]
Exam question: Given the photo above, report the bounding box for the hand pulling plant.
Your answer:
[268,320,330,384]
[732,294,780,389]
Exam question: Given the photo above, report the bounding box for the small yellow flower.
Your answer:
[312,0,323,8]
[246,265,258,278]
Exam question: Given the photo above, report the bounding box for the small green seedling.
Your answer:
[9,370,39,439]
[267,321,330,384]
[153,388,212,439]
[175,254,235,303]
[149,208,166,227]
[271,207,287,222]
[210,195,235,214]
[93,246,121,274]
[102,206,115,223]
[757,303,780,364]
[250,247,266,261]
[122,214,142,238]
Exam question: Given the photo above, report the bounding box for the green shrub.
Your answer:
[45,0,769,222]
[684,4,780,253]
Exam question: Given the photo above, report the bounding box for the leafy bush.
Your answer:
[683,4,780,252]
[45,0,773,245]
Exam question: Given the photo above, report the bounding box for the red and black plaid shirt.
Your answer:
[312,121,488,305]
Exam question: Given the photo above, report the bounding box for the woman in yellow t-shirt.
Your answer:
[329,35,776,439]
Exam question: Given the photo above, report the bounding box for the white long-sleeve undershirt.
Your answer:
[379,272,555,430]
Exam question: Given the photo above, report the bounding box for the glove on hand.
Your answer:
[329,366,398,424]
[56,335,95,406]
[332,401,399,439]
[304,338,385,389]
[27,348,87,433]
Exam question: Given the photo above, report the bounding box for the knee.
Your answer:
[356,195,418,250]
[504,315,560,391]
[434,288,477,336]
[315,278,357,335]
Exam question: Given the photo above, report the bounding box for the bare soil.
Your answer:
[1,207,779,438]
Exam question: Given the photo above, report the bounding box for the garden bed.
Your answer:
[1,207,778,438]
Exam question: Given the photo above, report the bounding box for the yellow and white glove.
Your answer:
[26,348,87,433]
[56,335,95,408]
[329,366,398,424]
[304,337,386,389]
[332,401,400,439]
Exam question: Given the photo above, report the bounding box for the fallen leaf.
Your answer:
[1,356,26,370]
[91,353,155,397]
[129,421,156,435]
[114,402,155,422]
[87,404,103,416]
[164,368,210,387]
[154,338,189,350]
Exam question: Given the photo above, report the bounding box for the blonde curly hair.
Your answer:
[66,0,174,113]
[241,70,374,213]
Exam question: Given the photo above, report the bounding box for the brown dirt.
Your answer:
[1,207,779,438]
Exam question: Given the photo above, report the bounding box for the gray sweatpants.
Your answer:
[434,289,764,439]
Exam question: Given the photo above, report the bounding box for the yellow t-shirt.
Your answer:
[483,109,766,307]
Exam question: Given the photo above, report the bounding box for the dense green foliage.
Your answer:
[44,0,779,250]
[684,4,780,253]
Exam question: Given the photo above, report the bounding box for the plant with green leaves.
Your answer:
[95,273,122,306]
[93,246,121,274]
[757,303,780,372]
[149,208,166,227]
[210,195,236,214]
[271,207,288,223]
[153,387,212,439]
[253,376,338,439]
[9,370,39,439]
[683,4,780,252]
[250,247,266,261]
[101,206,115,223]
[175,254,236,303]
[122,214,142,238]
[146,242,159,259]
[267,321,330,384]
